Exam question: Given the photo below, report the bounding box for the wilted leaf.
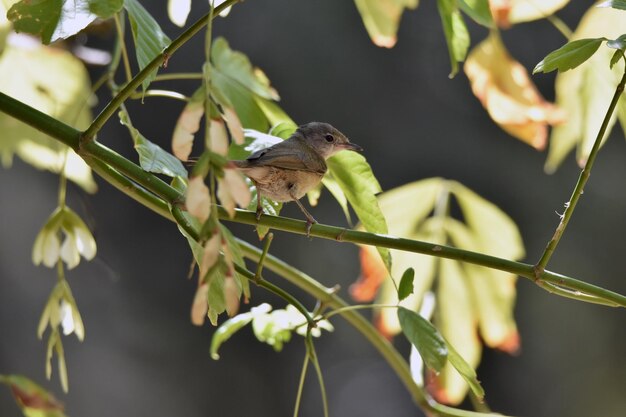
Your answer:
[8,0,97,44]
[120,111,187,178]
[437,0,470,77]
[450,181,524,260]
[167,0,191,27]
[124,0,171,92]
[223,107,245,144]
[398,307,448,372]
[208,118,229,156]
[490,0,570,28]
[398,267,415,301]
[352,0,419,48]
[172,87,204,161]
[0,42,96,192]
[0,374,66,416]
[533,38,606,74]
[327,151,390,270]
[465,33,565,149]
[199,233,220,279]
[546,6,626,171]
[433,259,481,404]
[218,168,252,217]
[186,176,211,223]
[191,282,209,326]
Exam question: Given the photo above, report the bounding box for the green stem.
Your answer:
[153,73,204,82]
[255,232,274,281]
[535,67,626,274]
[546,15,573,40]
[293,351,310,417]
[1,90,623,308]
[113,13,133,83]
[306,334,329,417]
[324,303,398,320]
[83,0,240,140]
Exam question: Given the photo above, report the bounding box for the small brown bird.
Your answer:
[233,122,363,234]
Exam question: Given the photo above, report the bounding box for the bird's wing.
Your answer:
[245,139,327,174]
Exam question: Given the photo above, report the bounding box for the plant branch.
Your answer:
[83,0,240,140]
[535,67,626,274]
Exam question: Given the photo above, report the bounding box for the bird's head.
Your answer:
[297,122,363,159]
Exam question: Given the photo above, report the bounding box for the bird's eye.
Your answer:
[324,134,334,142]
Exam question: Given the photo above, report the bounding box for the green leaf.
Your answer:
[119,111,187,178]
[0,41,96,192]
[207,263,226,325]
[327,152,390,270]
[397,267,415,301]
[545,6,626,172]
[7,0,97,44]
[533,38,605,74]
[450,181,525,260]
[321,174,352,225]
[219,223,250,300]
[124,0,171,92]
[607,34,626,50]
[437,0,470,77]
[397,307,448,372]
[210,304,271,359]
[88,0,123,18]
[610,49,623,68]
[0,374,67,416]
[211,38,278,131]
[445,339,485,400]
[352,0,419,48]
[597,0,626,10]
[458,0,493,27]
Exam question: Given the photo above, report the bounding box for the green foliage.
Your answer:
[597,0,626,10]
[533,38,606,74]
[458,0,493,27]
[436,0,470,77]
[89,0,123,18]
[124,0,171,92]
[119,110,188,178]
[352,0,419,48]
[397,267,415,301]
[398,307,448,372]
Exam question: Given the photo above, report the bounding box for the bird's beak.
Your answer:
[341,142,364,152]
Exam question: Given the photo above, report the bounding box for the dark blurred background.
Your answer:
[1,1,625,416]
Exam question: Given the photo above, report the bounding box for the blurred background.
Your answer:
[1,1,625,416]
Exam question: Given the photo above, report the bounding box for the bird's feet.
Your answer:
[255,206,264,221]
[305,217,317,238]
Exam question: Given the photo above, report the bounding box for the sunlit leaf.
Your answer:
[0,42,96,192]
[210,304,272,359]
[124,0,171,92]
[88,0,123,18]
[534,38,605,74]
[8,0,97,44]
[398,267,415,301]
[119,111,187,178]
[0,374,66,416]
[352,0,419,48]
[597,0,626,10]
[545,6,626,171]
[398,307,448,372]
[445,339,485,401]
[327,151,390,270]
[465,33,565,149]
[167,0,191,27]
[321,174,351,224]
[436,0,470,77]
[458,0,492,27]
[444,218,519,352]
[491,0,570,28]
[433,259,481,404]
[450,181,524,260]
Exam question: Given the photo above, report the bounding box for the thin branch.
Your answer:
[535,67,626,273]
[83,0,241,140]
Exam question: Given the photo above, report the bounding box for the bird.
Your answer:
[232,122,363,235]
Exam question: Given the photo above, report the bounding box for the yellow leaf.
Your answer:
[546,6,626,172]
[432,259,481,405]
[223,276,240,317]
[223,107,244,144]
[464,33,565,149]
[208,118,229,156]
[199,234,221,279]
[218,169,251,217]
[353,0,419,48]
[186,176,211,223]
[172,100,203,161]
[490,0,570,28]
[0,42,96,192]
[191,282,209,326]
